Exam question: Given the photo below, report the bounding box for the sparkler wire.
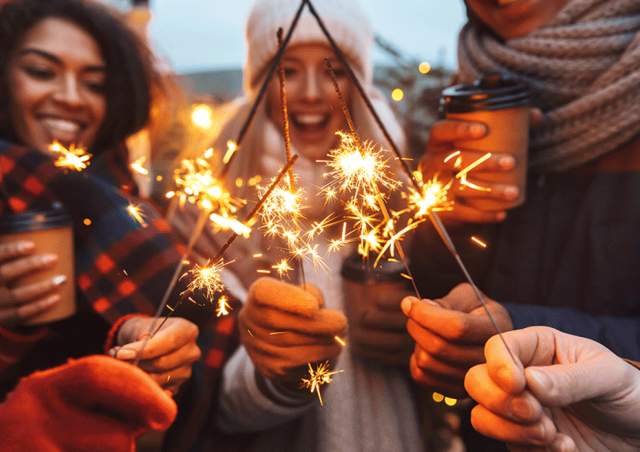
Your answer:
[428,211,517,365]
[306,0,419,193]
[133,156,299,366]
[315,3,516,363]
[277,29,307,288]
[326,59,420,298]
[219,0,306,180]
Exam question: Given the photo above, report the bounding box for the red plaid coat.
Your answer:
[0,139,239,404]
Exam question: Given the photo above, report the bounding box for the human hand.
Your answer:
[402,283,513,398]
[108,317,201,394]
[419,108,542,224]
[465,327,640,452]
[0,240,66,327]
[0,355,176,452]
[345,285,415,367]
[239,277,347,383]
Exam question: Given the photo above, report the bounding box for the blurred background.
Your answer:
[102,0,467,196]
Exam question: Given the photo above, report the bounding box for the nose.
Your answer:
[301,70,323,102]
[53,74,83,107]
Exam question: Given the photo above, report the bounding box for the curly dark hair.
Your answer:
[0,0,157,154]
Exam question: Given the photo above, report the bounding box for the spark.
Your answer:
[223,140,237,164]
[49,141,92,171]
[172,156,245,228]
[216,295,232,317]
[273,259,293,277]
[300,361,344,406]
[183,259,226,303]
[321,132,399,201]
[127,204,147,227]
[471,236,487,248]
[130,156,149,175]
[334,336,345,346]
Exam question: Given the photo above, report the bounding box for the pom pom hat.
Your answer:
[244,0,373,94]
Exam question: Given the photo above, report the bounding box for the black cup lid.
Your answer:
[0,203,72,234]
[340,251,406,283]
[440,72,529,114]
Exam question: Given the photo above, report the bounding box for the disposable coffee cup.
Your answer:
[340,251,407,346]
[0,204,76,325]
[440,72,530,210]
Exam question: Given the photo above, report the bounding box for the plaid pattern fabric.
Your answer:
[0,140,239,401]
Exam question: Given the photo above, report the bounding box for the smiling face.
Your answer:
[466,0,570,39]
[265,43,352,161]
[7,17,107,153]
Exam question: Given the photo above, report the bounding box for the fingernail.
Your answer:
[468,123,486,138]
[497,365,512,387]
[116,349,137,360]
[509,396,534,421]
[41,254,57,265]
[498,155,515,170]
[527,368,552,392]
[503,185,519,200]
[17,241,35,253]
[44,294,61,306]
[401,298,412,315]
[52,275,67,286]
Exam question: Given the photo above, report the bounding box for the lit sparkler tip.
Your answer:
[49,140,92,171]
[300,361,344,406]
[127,203,147,227]
[184,259,226,303]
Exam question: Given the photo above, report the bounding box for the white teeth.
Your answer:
[294,114,325,126]
[42,118,81,133]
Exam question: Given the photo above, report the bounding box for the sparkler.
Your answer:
[49,141,92,171]
[305,0,516,362]
[301,360,344,406]
[324,60,420,296]
[134,155,300,366]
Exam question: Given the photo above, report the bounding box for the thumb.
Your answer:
[248,277,320,317]
[524,354,616,408]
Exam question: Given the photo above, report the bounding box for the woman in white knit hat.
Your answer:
[164,1,450,452]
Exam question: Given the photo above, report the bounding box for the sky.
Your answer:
[144,0,468,74]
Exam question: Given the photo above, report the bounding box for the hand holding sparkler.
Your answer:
[108,316,201,395]
[239,277,346,385]
[418,117,520,224]
[402,282,514,398]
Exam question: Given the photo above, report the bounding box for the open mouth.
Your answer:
[290,113,331,134]
[40,116,86,145]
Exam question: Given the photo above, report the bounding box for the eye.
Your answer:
[283,67,298,77]
[23,66,55,80]
[328,67,347,78]
[85,80,105,94]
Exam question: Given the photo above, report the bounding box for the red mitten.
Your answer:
[0,355,177,452]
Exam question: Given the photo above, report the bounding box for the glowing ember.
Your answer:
[127,204,147,227]
[130,156,149,175]
[49,141,92,171]
[216,295,231,317]
[183,259,226,303]
[172,156,245,228]
[301,361,344,406]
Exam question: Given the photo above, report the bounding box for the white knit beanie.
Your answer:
[244,0,374,95]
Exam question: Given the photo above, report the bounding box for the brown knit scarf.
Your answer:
[457,0,640,173]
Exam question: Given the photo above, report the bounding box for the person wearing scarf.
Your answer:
[0,0,239,449]
[405,0,640,450]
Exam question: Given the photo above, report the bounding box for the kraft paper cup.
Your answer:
[440,73,530,211]
[0,204,76,325]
